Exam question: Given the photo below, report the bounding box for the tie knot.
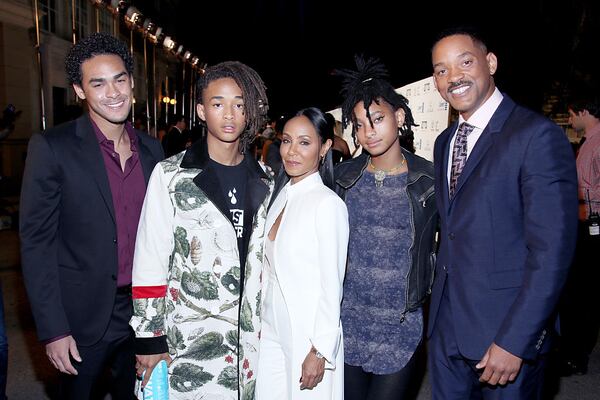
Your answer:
[458,122,475,136]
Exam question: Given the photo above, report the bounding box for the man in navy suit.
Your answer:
[20,33,163,399]
[427,27,578,399]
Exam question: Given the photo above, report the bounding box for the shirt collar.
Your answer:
[91,118,138,149]
[585,121,600,141]
[458,87,504,130]
[285,172,322,198]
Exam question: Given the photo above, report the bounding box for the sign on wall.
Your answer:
[397,76,450,161]
[328,76,450,162]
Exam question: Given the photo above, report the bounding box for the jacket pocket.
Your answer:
[488,269,523,289]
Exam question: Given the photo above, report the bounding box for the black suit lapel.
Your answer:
[136,133,160,184]
[193,166,232,221]
[76,116,116,223]
[243,155,270,239]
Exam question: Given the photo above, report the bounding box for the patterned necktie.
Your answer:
[449,122,475,197]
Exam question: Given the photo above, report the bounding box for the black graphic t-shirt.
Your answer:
[210,159,247,257]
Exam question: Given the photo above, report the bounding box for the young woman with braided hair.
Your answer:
[333,55,438,400]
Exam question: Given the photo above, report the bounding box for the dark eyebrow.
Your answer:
[88,71,128,84]
[208,95,244,101]
[433,51,475,69]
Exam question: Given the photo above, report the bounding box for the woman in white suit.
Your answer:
[256,107,349,399]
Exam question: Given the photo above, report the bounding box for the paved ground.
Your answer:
[1,227,599,399]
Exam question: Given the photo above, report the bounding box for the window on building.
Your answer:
[76,0,89,39]
[39,0,57,33]
[98,7,113,33]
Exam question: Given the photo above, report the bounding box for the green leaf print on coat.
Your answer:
[161,153,183,173]
[225,330,238,348]
[240,298,254,332]
[255,291,261,317]
[143,314,165,336]
[217,366,238,390]
[139,298,166,334]
[221,267,240,295]
[174,178,208,211]
[170,363,213,392]
[181,270,219,300]
[132,298,148,318]
[242,380,256,400]
[186,331,230,360]
[167,325,186,351]
[173,227,190,259]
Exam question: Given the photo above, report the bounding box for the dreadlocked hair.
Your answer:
[196,61,268,153]
[333,55,417,148]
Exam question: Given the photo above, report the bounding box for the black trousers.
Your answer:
[59,291,136,400]
[344,344,423,400]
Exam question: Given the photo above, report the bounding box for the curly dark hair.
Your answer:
[196,61,268,153]
[65,32,134,86]
[333,55,416,148]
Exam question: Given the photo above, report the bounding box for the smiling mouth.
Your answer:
[449,83,471,95]
[105,100,126,109]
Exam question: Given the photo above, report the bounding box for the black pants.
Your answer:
[558,222,600,364]
[59,291,136,400]
[344,345,423,400]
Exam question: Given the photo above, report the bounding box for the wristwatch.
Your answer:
[312,347,324,359]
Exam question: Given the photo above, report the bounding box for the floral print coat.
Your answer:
[130,142,272,400]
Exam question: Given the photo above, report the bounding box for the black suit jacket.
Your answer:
[162,126,188,158]
[19,115,164,346]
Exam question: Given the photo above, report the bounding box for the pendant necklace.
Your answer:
[369,155,406,188]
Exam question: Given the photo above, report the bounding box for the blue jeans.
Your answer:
[0,283,7,400]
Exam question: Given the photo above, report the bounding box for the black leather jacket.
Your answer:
[334,150,438,318]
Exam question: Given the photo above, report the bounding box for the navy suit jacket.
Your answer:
[427,95,578,361]
[20,115,164,346]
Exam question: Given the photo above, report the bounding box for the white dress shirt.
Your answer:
[447,88,504,184]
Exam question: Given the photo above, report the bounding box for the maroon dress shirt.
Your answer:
[92,120,146,287]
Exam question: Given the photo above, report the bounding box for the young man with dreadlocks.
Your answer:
[333,55,438,400]
[130,61,272,399]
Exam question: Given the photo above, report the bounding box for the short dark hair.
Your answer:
[432,26,489,54]
[333,55,416,148]
[568,87,600,119]
[195,61,268,152]
[171,114,186,125]
[65,32,134,86]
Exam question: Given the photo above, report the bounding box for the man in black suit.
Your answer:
[161,114,188,157]
[19,33,163,399]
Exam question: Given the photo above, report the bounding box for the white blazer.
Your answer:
[264,172,349,399]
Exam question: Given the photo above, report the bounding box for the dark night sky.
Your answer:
[152,0,598,120]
